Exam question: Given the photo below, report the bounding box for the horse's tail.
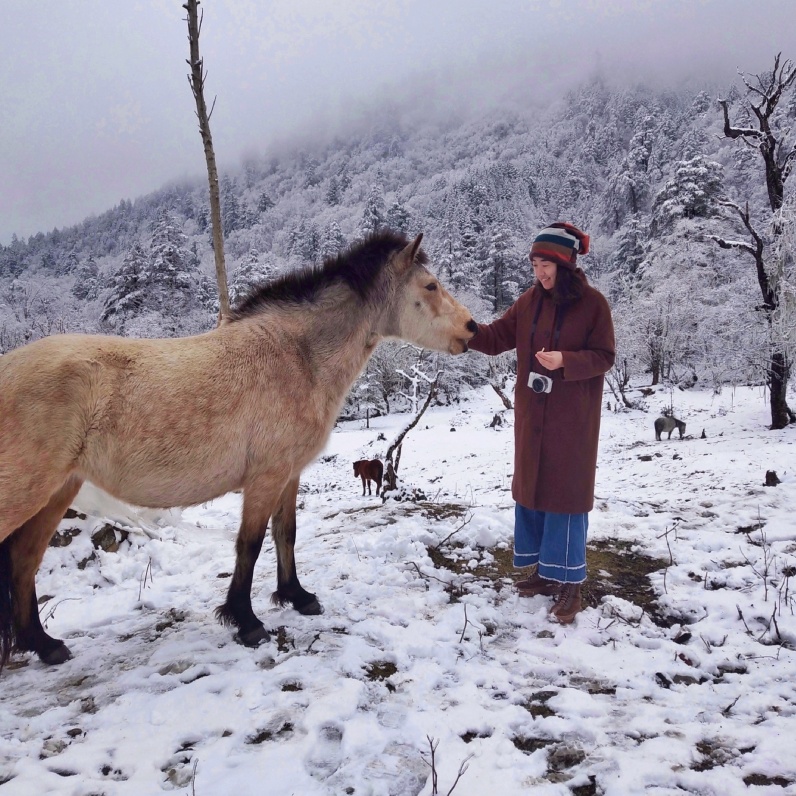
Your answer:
[0,534,15,674]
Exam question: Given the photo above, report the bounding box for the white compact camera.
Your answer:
[528,372,553,394]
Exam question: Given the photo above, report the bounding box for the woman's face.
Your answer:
[532,257,558,290]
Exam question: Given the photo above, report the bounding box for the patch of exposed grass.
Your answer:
[571,776,599,795]
[364,661,397,681]
[418,501,469,521]
[743,773,794,787]
[512,735,554,754]
[427,534,669,624]
[461,730,492,743]
[155,608,186,634]
[691,739,735,771]
[585,540,670,626]
[274,626,294,653]
[521,691,557,718]
[245,722,293,745]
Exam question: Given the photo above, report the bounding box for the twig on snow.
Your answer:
[421,735,473,795]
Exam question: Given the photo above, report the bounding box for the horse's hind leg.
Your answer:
[271,476,321,616]
[4,474,84,667]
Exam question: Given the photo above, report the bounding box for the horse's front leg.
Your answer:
[271,477,322,616]
[216,478,285,647]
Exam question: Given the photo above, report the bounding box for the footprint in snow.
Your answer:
[304,722,344,781]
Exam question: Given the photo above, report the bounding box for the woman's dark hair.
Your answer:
[534,264,588,306]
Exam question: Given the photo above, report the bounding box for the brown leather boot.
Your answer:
[549,583,583,624]
[515,566,561,597]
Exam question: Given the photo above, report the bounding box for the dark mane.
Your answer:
[231,229,426,320]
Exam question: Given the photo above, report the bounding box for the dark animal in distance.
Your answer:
[654,416,686,441]
[0,231,477,673]
[353,459,383,496]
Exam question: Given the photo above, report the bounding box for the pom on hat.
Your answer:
[530,222,590,269]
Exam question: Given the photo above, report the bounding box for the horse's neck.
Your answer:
[256,294,381,399]
[305,302,380,394]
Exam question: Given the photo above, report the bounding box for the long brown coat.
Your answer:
[470,282,615,513]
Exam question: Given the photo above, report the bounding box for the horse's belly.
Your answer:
[85,469,241,509]
[80,448,246,509]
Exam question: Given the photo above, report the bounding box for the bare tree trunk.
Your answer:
[183,0,230,321]
[770,349,795,428]
[490,382,513,410]
[383,375,439,494]
[605,359,636,410]
[487,362,513,409]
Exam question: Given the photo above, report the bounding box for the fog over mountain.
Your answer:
[2,0,795,243]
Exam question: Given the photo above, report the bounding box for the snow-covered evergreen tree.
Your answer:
[229,250,275,305]
[385,201,411,234]
[651,156,724,236]
[360,185,386,236]
[101,243,148,329]
[319,221,346,261]
[71,256,99,301]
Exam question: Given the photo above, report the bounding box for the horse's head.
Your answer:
[389,234,477,355]
[353,460,364,476]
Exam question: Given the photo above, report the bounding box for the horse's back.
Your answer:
[0,335,99,443]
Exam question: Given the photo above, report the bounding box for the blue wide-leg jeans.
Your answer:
[513,503,588,584]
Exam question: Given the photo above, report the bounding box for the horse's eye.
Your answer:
[425,283,438,292]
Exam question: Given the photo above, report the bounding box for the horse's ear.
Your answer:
[399,233,424,270]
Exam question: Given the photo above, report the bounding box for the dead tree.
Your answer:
[183,0,231,321]
[605,357,636,410]
[714,53,796,428]
[382,373,440,494]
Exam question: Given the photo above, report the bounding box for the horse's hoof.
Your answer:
[238,625,270,647]
[296,598,323,616]
[39,642,72,666]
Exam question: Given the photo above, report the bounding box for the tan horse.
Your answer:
[0,231,477,671]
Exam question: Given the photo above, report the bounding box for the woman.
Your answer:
[469,223,615,624]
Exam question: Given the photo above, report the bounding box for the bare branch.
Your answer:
[718,99,760,140]
[431,514,473,551]
[710,235,756,256]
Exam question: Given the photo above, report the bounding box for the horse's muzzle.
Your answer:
[459,319,479,352]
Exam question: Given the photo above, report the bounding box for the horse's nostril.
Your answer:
[466,319,478,335]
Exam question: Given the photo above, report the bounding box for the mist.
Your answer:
[2,0,794,244]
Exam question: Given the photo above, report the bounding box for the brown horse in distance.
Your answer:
[0,231,477,672]
[353,459,383,496]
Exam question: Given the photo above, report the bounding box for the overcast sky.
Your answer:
[2,0,795,244]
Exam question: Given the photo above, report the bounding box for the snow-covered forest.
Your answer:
[1,62,795,421]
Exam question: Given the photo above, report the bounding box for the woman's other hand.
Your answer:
[535,348,563,370]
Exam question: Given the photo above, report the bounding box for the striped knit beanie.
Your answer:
[529,222,590,269]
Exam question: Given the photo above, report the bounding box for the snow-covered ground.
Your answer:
[1,383,795,796]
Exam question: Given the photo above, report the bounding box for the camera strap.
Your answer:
[530,297,566,352]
